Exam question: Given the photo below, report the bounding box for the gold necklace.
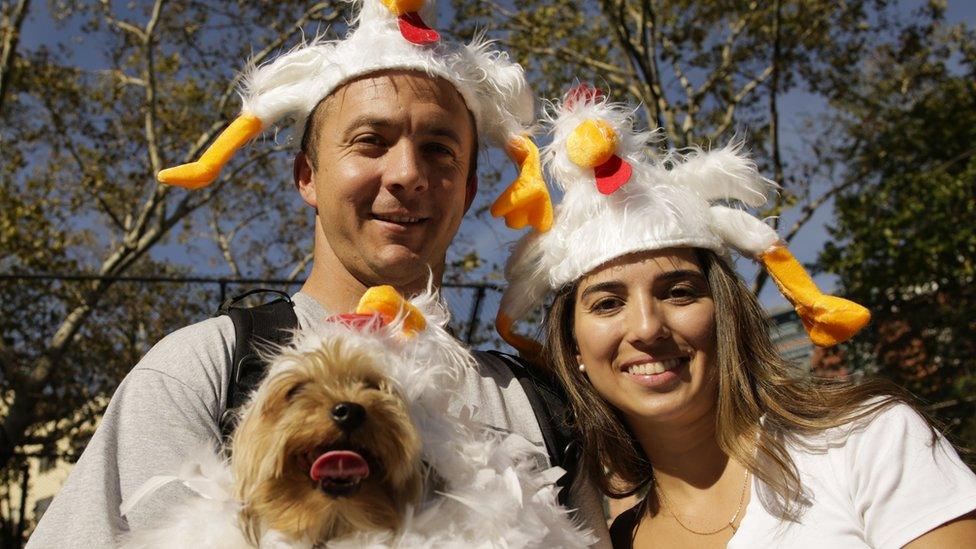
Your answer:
[651,468,751,536]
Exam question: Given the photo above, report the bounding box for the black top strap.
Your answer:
[609,505,639,549]
[218,292,298,439]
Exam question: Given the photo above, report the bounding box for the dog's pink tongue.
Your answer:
[310,451,369,481]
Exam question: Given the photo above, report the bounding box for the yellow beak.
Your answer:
[380,0,424,16]
[567,119,618,169]
[356,285,426,336]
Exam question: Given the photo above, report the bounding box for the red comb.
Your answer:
[326,312,385,333]
[398,12,439,45]
[564,84,605,108]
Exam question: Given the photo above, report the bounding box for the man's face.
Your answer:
[297,71,475,288]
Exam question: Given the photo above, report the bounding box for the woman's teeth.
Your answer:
[625,358,684,375]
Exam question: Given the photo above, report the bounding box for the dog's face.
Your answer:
[231,335,423,543]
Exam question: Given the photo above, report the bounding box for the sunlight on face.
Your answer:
[302,70,474,287]
[573,248,718,428]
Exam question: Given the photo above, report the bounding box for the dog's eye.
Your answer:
[362,380,382,391]
[285,382,306,401]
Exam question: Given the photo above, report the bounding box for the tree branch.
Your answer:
[708,64,774,142]
[0,0,31,119]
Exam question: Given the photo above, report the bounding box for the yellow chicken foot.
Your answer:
[157,114,263,189]
[491,135,553,232]
[760,245,870,347]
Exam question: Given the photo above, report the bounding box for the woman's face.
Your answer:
[573,248,718,427]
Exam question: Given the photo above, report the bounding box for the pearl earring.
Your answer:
[578,363,586,372]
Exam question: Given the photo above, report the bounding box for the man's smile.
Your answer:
[370,212,428,225]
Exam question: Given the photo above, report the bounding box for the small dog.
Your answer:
[122,286,593,548]
[231,331,423,545]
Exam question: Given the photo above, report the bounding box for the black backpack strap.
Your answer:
[487,350,581,508]
[216,289,298,439]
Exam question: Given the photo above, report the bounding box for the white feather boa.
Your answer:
[121,291,594,548]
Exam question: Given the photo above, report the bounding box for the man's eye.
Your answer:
[424,142,456,158]
[355,134,385,146]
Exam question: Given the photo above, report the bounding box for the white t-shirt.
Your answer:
[728,404,976,548]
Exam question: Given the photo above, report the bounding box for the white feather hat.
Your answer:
[157,0,539,195]
[238,0,533,148]
[495,85,870,356]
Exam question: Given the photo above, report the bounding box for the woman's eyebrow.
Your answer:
[579,281,626,300]
[657,269,706,283]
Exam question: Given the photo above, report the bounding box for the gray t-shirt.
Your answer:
[27,292,610,547]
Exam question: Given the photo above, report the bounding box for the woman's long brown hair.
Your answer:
[545,248,931,519]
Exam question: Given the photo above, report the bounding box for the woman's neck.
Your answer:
[629,402,730,495]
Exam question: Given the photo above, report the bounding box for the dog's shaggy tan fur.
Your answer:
[230,336,423,545]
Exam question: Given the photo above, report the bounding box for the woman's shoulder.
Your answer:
[782,399,932,451]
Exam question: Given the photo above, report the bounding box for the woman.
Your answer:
[492,86,976,547]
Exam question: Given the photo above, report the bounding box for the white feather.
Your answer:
[708,205,779,258]
[666,142,776,207]
[499,233,550,322]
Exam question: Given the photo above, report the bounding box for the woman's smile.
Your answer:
[619,356,690,389]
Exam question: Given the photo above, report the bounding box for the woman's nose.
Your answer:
[627,298,670,344]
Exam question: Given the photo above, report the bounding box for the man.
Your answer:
[28,2,609,547]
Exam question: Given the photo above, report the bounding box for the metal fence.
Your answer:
[0,273,505,346]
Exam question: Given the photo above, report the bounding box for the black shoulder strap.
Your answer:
[487,350,580,508]
[216,289,298,439]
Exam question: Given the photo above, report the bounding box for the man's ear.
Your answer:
[294,151,317,208]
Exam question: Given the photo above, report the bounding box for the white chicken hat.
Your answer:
[494,85,870,358]
[157,0,543,205]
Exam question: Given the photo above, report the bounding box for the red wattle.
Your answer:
[398,12,440,44]
[594,155,633,195]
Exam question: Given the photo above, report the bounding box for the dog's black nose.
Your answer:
[331,402,366,431]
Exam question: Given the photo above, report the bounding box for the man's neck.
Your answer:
[300,228,442,314]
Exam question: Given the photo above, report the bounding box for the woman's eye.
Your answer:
[590,297,623,312]
[667,284,699,301]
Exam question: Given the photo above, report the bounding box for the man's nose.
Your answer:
[383,142,428,194]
